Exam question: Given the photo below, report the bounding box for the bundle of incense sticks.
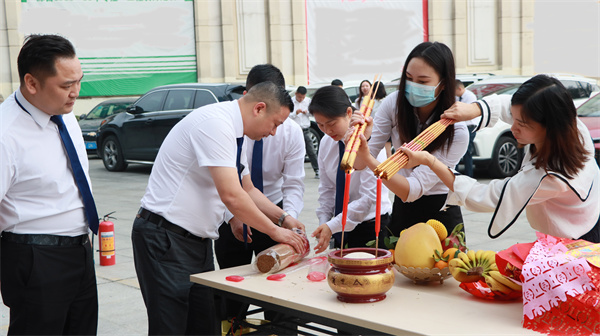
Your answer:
[340,74,382,172]
[374,118,453,179]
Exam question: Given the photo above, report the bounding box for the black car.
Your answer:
[78,98,136,154]
[96,83,245,171]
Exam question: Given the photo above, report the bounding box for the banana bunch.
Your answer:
[449,249,522,295]
[483,271,522,294]
[448,250,498,283]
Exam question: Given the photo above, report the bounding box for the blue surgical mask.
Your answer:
[404,81,442,107]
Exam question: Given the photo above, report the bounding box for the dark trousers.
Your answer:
[214,202,282,322]
[0,235,98,335]
[303,128,319,174]
[388,194,464,239]
[580,214,600,243]
[462,125,477,177]
[332,214,391,248]
[131,217,216,335]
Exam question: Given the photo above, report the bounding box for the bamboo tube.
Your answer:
[374,119,453,179]
[340,75,382,172]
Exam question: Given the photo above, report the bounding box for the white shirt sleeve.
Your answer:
[369,92,397,157]
[477,94,513,131]
[281,123,306,218]
[316,144,336,225]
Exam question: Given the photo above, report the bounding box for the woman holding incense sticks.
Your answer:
[399,75,600,243]
[352,41,470,238]
[310,85,393,253]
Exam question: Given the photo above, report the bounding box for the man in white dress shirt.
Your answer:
[0,34,98,335]
[214,64,306,327]
[289,86,319,177]
[131,81,307,335]
[455,79,479,177]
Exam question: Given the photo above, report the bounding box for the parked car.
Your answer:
[96,83,245,171]
[467,74,600,177]
[78,98,136,154]
[576,92,600,165]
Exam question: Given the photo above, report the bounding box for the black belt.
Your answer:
[1,232,89,246]
[137,208,206,242]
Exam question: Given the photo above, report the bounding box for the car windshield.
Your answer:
[87,103,131,120]
[577,94,600,117]
[467,83,522,99]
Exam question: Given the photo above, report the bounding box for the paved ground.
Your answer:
[0,158,538,335]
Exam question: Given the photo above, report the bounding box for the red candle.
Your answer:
[375,177,382,237]
[341,172,352,232]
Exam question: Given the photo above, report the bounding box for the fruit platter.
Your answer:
[390,220,465,284]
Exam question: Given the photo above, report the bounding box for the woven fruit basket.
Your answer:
[394,264,451,284]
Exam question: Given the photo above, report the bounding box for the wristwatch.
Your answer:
[277,211,290,227]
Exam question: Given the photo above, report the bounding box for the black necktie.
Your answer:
[334,141,346,216]
[251,139,263,192]
[50,115,100,234]
[236,137,244,184]
[236,137,249,246]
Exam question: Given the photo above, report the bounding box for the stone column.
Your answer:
[194,0,225,83]
[267,0,294,83]
[291,0,307,86]
[1,0,23,98]
[498,0,523,75]
[521,0,535,76]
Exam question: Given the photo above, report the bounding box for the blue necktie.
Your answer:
[51,115,100,234]
[251,139,263,192]
[335,141,346,216]
[235,137,249,246]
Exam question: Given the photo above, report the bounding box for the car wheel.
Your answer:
[306,127,321,157]
[490,136,523,178]
[101,136,128,172]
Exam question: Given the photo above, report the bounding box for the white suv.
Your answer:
[466,74,600,177]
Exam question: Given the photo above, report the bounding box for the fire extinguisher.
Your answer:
[98,211,116,266]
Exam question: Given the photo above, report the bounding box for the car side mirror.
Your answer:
[79,113,86,120]
[127,105,144,114]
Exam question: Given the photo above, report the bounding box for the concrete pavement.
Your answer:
[0,158,537,335]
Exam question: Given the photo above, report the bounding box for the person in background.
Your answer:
[354,79,372,109]
[131,81,307,335]
[401,74,600,243]
[331,79,344,87]
[352,41,469,240]
[289,86,319,178]
[310,85,392,253]
[214,64,306,328]
[455,79,479,177]
[0,34,99,335]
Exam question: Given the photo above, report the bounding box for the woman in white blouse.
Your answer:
[399,75,600,243]
[353,41,469,239]
[310,85,392,253]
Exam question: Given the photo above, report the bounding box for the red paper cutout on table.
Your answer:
[458,280,522,301]
[266,274,286,281]
[225,275,244,282]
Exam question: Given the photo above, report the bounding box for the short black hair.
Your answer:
[246,81,294,113]
[246,64,285,91]
[17,34,76,84]
[296,86,307,95]
[455,79,465,89]
[331,79,343,86]
[309,85,354,119]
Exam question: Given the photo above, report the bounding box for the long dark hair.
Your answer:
[309,85,355,118]
[395,42,456,153]
[355,80,372,108]
[511,75,587,178]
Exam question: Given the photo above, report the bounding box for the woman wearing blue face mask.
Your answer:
[353,41,469,239]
